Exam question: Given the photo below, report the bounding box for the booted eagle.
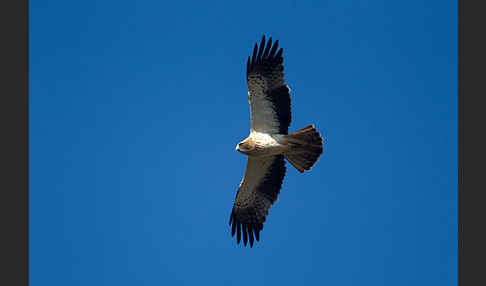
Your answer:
[229,36,324,247]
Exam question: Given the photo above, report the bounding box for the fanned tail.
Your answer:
[283,124,324,173]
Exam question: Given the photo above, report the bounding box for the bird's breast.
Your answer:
[246,132,287,157]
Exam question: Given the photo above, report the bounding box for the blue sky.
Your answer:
[30,1,457,285]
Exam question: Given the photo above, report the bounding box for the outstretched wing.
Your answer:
[229,155,286,247]
[247,36,292,135]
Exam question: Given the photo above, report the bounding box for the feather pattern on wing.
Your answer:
[229,155,286,247]
[247,36,292,134]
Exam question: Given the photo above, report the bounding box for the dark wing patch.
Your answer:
[255,155,286,203]
[229,155,287,247]
[267,85,291,134]
[247,36,292,134]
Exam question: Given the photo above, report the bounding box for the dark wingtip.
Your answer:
[251,43,258,66]
[243,225,248,246]
[254,223,263,241]
[246,56,250,75]
[260,35,266,53]
[269,40,279,59]
[256,36,266,64]
[247,36,284,77]
[262,37,273,59]
[229,219,266,247]
[231,221,237,237]
[230,215,263,247]
[248,225,254,247]
[236,222,241,244]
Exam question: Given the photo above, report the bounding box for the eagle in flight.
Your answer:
[229,36,324,247]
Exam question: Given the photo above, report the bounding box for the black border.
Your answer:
[0,1,29,285]
[460,0,486,285]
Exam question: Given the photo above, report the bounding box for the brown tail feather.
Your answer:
[284,124,324,173]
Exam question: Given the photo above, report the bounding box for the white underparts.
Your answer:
[247,131,287,157]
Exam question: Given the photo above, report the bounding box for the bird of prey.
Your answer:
[229,36,324,247]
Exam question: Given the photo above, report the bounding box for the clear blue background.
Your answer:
[30,1,457,285]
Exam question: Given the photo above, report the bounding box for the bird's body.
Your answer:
[236,131,287,157]
[230,36,325,247]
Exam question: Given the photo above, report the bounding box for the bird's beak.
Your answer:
[235,144,240,152]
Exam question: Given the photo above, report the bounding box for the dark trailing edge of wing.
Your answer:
[229,155,287,248]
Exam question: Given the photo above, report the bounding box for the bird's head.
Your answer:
[235,138,255,155]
